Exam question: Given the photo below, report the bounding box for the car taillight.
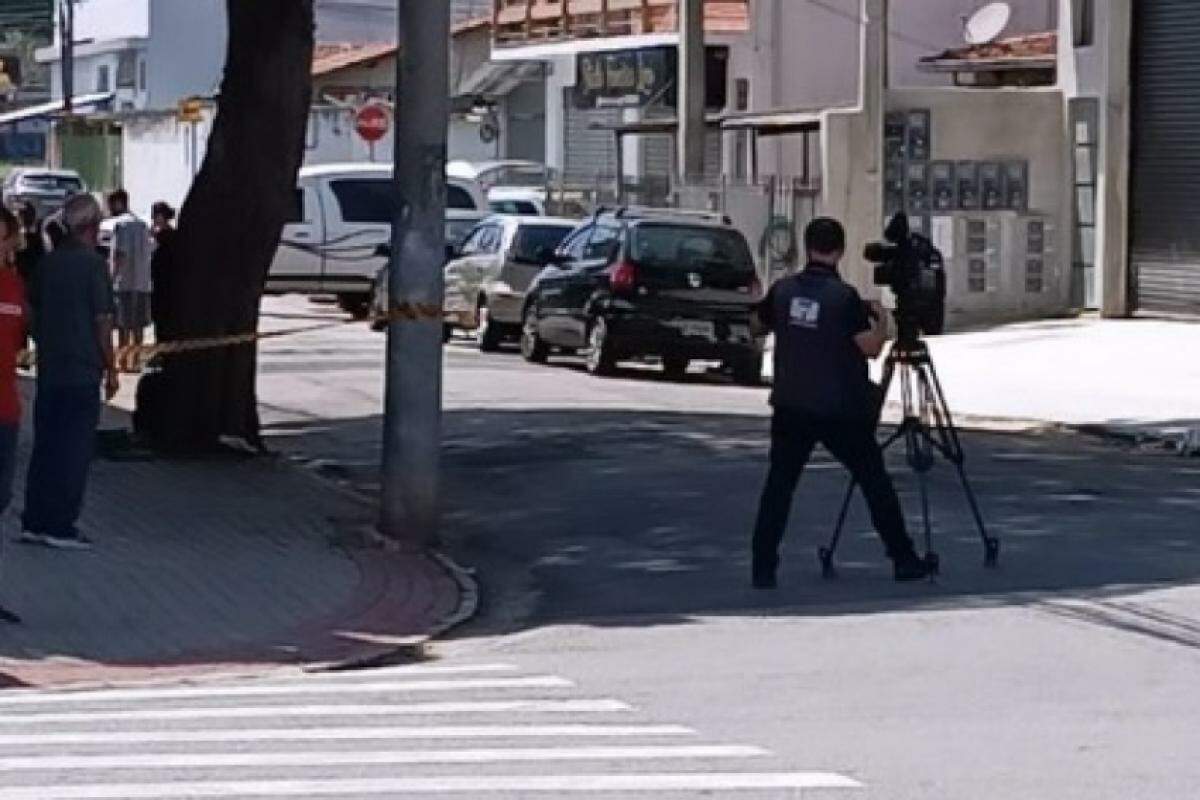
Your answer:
[609,261,638,294]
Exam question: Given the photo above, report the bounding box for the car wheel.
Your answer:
[520,305,549,363]
[662,356,689,380]
[586,317,618,377]
[478,304,503,353]
[732,354,764,386]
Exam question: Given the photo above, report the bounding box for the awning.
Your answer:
[0,92,115,126]
[587,115,723,136]
[720,108,824,137]
[456,60,544,99]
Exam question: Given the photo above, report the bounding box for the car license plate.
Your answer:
[676,320,715,339]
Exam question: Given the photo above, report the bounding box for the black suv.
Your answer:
[520,208,764,383]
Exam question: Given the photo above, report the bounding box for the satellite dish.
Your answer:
[963,2,1011,45]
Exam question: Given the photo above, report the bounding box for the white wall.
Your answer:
[145,0,226,109]
[120,111,213,219]
[67,0,150,43]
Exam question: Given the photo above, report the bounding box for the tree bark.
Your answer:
[136,0,314,452]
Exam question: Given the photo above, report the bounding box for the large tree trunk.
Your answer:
[137,0,314,453]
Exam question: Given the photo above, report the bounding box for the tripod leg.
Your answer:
[919,351,999,568]
[820,479,857,579]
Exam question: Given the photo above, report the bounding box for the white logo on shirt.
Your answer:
[788,297,821,329]
[0,303,21,317]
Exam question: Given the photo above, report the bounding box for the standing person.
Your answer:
[0,208,26,622]
[749,217,928,587]
[149,201,177,340]
[106,190,152,362]
[14,201,45,289]
[19,194,118,550]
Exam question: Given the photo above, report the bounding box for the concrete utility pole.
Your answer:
[677,0,706,183]
[380,0,449,546]
[60,0,74,113]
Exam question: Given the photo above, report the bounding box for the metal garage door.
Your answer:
[1130,0,1200,315]
[562,89,619,185]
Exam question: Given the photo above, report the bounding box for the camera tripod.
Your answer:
[817,333,999,579]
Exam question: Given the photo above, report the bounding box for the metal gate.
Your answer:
[1130,0,1200,316]
[561,88,619,186]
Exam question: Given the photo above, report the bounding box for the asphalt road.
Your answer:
[86,296,1200,799]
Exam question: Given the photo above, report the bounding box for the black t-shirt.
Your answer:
[756,264,872,419]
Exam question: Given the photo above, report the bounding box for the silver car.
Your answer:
[443,215,577,350]
[2,168,86,220]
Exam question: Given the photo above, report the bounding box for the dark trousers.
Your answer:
[22,383,101,537]
[0,423,17,515]
[752,409,916,571]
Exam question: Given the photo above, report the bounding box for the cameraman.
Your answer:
[749,217,929,587]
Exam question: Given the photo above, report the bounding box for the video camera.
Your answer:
[864,212,947,342]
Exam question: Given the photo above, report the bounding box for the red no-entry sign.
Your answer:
[355,103,390,143]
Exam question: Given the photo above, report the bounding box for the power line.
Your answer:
[802,0,955,54]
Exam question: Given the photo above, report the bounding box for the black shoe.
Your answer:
[893,556,931,583]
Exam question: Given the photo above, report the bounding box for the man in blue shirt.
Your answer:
[750,217,927,587]
[19,195,118,550]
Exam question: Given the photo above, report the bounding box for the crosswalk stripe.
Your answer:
[0,676,572,707]
[0,744,767,771]
[2,772,864,798]
[0,698,629,725]
[0,724,696,746]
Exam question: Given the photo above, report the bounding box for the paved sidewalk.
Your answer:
[0,381,463,690]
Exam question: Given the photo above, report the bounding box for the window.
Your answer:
[330,179,395,224]
[558,225,593,261]
[1072,0,1094,48]
[447,184,477,210]
[630,225,754,271]
[513,225,574,262]
[139,60,147,92]
[583,225,621,261]
[459,225,497,256]
[96,65,110,93]
[1070,99,1099,308]
[735,78,750,112]
[490,200,540,215]
[117,51,137,88]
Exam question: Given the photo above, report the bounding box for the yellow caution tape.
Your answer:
[16,301,447,371]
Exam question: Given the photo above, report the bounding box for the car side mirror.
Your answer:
[374,243,392,258]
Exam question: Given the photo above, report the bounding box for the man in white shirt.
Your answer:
[107,190,152,359]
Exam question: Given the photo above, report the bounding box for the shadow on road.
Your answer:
[263,406,1200,637]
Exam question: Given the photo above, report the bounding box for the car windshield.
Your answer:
[513,225,573,262]
[631,224,753,271]
[445,218,478,246]
[20,174,83,193]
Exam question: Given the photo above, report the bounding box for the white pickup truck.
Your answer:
[267,163,488,317]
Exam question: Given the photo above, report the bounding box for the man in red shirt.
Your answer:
[0,207,27,623]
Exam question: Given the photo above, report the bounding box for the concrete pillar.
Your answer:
[820,0,886,293]
[1099,0,1133,318]
[677,0,706,182]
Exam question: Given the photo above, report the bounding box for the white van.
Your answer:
[267,163,488,317]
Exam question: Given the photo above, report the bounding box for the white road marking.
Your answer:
[0,744,767,771]
[2,772,863,798]
[0,724,695,746]
[0,698,629,725]
[0,675,572,707]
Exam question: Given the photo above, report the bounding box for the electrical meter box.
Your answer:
[930,161,955,212]
[1001,214,1059,314]
[1003,161,1029,212]
[980,163,1004,211]
[905,110,931,161]
[955,161,980,210]
[885,162,905,216]
[905,162,930,215]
